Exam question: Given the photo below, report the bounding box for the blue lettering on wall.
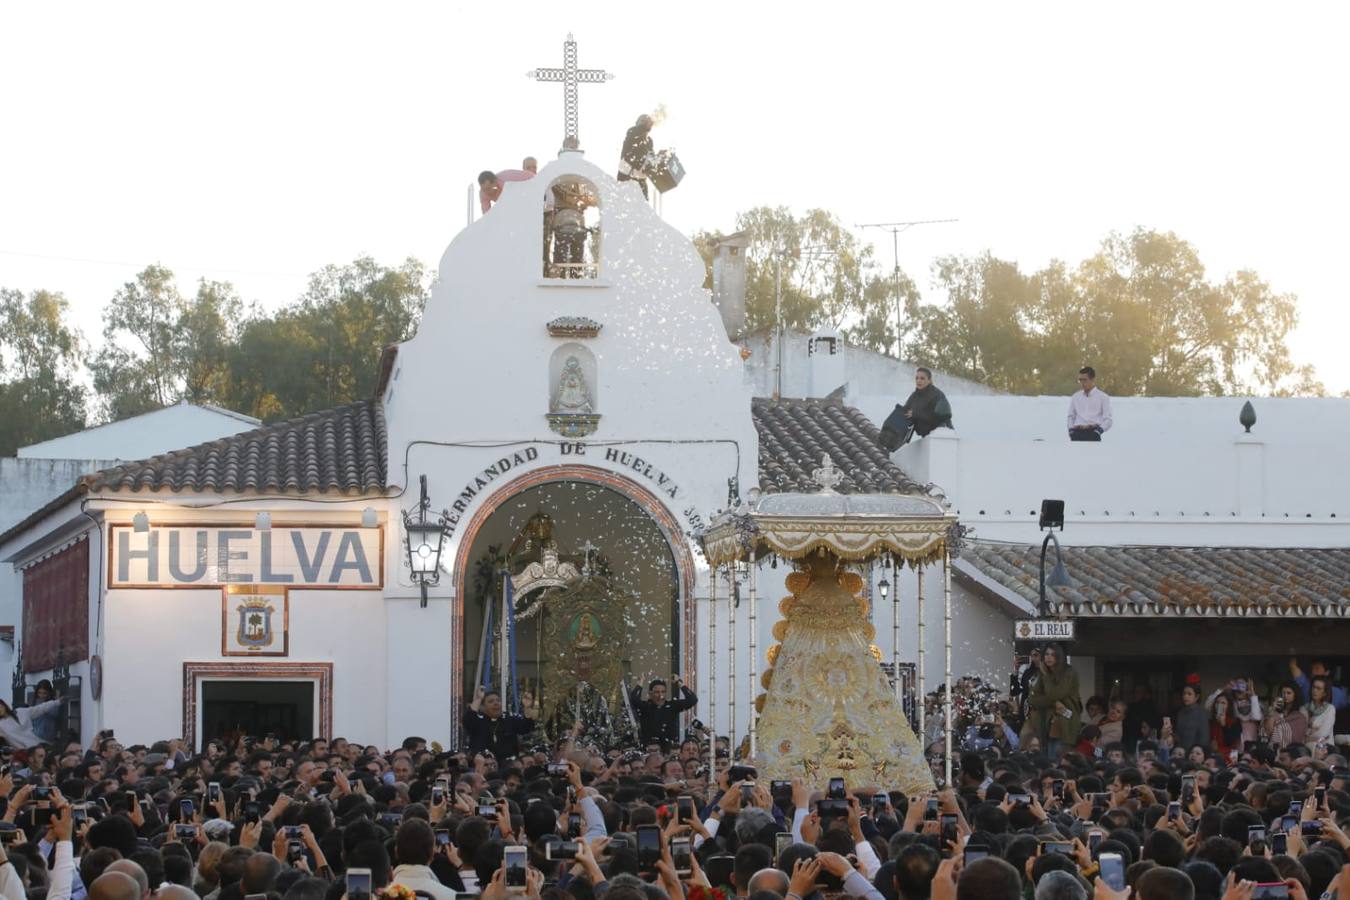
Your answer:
[293,530,331,582]
[168,530,207,582]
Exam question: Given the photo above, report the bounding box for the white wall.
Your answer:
[100,585,387,747]
[741,330,1001,401]
[384,151,758,482]
[380,150,761,739]
[384,594,453,746]
[5,405,259,703]
[887,397,1350,547]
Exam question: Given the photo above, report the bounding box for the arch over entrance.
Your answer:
[449,465,698,740]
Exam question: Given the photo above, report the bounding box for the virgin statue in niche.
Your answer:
[553,356,594,414]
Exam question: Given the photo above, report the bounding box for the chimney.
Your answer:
[711,231,749,340]
[808,327,846,398]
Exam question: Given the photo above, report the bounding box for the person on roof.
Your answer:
[617,114,655,198]
[478,168,535,213]
[901,367,953,438]
[1067,365,1113,441]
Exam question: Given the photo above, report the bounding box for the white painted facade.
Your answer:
[740,328,1002,402]
[16,150,1344,752]
[2,151,778,749]
[10,152,1020,749]
[0,404,261,700]
[888,396,1350,548]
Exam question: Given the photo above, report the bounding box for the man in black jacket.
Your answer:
[617,114,655,198]
[901,368,953,437]
[461,685,535,760]
[629,678,697,748]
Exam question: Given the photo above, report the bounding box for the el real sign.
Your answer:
[1014,619,1076,641]
[110,526,382,588]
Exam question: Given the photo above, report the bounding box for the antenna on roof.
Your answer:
[857,219,959,358]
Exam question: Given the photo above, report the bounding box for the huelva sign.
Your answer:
[110,526,381,588]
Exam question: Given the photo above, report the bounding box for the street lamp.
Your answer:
[403,475,449,608]
[878,577,891,600]
[1038,499,1071,614]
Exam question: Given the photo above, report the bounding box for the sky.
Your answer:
[2,2,1348,392]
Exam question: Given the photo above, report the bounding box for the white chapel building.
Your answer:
[5,145,1349,751]
[0,150,1012,749]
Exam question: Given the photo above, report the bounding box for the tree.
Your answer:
[906,228,1318,397]
[177,278,243,404]
[226,256,429,420]
[905,253,1045,393]
[89,265,243,420]
[87,257,427,423]
[693,207,907,353]
[0,289,87,455]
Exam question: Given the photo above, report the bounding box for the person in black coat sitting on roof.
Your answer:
[629,677,697,749]
[901,367,953,437]
[462,684,535,760]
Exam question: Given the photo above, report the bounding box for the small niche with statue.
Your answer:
[547,343,600,437]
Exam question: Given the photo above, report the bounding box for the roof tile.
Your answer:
[84,400,386,495]
[963,543,1350,615]
[752,397,923,495]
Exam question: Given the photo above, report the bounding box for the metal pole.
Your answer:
[773,257,783,399]
[891,560,901,704]
[729,563,738,757]
[467,185,475,227]
[708,568,717,748]
[748,559,758,758]
[943,548,954,789]
[499,574,509,703]
[917,565,926,745]
[1039,532,1052,616]
[892,230,901,358]
[858,220,959,357]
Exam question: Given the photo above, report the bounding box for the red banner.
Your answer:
[22,539,89,672]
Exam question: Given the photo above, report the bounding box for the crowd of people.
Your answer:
[0,657,1347,900]
[922,651,1350,765]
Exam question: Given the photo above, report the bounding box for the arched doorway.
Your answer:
[450,465,696,744]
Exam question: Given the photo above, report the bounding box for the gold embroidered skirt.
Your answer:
[752,553,934,795]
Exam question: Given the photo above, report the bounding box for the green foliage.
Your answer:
[82,257,428,425]
[696,211,1318,397]
[227,256,428,419]
[692,207,905,353]
[2,219,1323,458]
[906,228,1319,397]
[89,266,243,420]
[0,289,87,455]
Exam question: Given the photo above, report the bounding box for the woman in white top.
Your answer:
[1304,676,1337,746]
[0,698,61,749]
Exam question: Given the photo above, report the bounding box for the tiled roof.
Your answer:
[962,543,1350,616]
[752,397,924,495]
[84,400,387,495]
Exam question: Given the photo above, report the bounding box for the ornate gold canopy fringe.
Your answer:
[699,456,957,567]
[699,508,956,567]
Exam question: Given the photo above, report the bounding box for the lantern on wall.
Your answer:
[403,475,449,608]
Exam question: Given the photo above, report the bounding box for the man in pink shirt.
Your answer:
[478,169,535,213]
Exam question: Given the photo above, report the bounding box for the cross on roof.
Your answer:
[527,33,614,145]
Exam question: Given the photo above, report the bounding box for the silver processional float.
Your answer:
[697,456,962,794]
